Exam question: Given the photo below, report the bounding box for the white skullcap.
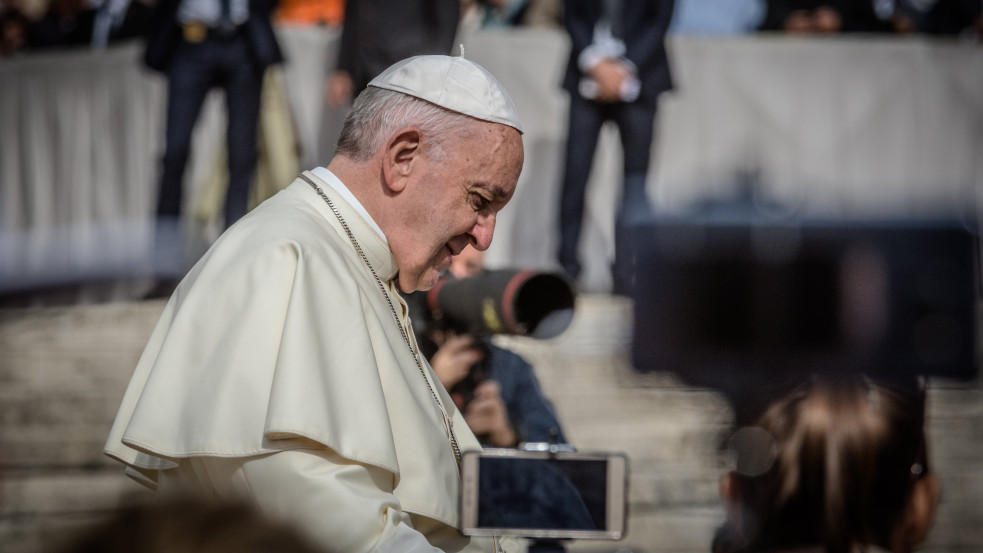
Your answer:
[368,55,524,133]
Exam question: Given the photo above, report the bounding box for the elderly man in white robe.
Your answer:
[104,55,525,553]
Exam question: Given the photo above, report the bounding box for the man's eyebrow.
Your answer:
[479,183,509,198]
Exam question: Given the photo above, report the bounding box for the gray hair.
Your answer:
[335,87,479,163]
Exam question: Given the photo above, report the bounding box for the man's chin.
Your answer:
[419,269,444,291]
[397,270,441,293]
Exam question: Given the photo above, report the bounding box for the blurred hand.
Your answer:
[464,380,517,447]
[783,10,814,33]
[812,6,842,33]
[326,70,353,107]
[430,333,484,390]
[890,14,916,34]
[588,58,627,103]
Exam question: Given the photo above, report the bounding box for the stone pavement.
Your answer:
[0,295,981,553]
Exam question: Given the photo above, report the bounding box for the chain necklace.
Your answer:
[300,173,462,464]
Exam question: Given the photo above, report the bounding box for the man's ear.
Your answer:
[382,128,422,194]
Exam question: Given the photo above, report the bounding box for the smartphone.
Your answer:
[460,448,628,540]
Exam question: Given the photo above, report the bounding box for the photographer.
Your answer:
[421,246,567,448]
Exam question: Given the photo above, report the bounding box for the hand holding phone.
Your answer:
[464,381,518,447]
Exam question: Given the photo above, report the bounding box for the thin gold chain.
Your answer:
[300,173,462,464]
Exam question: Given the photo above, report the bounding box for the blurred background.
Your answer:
[1,0,981,552]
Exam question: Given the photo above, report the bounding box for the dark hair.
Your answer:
[723,375,928,553]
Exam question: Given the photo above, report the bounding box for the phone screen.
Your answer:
[461,449,627,539]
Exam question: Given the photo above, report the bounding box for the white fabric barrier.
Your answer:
[2,29,981,296]
[1,45,164,295]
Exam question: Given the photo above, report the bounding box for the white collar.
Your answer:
[311,166,388,244]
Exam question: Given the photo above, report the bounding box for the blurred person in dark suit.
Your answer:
[325,0,459,107]
[555,0,675,293]
[143,0,282,292]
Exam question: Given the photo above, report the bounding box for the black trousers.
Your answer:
[156,31,264,229]
[556,93,658,281]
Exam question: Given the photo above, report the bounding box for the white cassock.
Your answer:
[104,168,504,553]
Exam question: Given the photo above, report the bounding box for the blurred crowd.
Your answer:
[0,0,155,56]
[755,0,983,35]
[2,0,981,58]
[0,0,972,551]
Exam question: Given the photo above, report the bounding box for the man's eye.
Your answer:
[471,194,490,211]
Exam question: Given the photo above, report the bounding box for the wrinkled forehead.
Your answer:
[479,121,523,169]
[439,120,523,206]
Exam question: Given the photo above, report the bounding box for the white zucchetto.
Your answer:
[368,55,524,133]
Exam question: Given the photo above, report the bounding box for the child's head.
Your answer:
[718,375,939,553]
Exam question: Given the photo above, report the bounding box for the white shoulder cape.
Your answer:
[104,173,481,527]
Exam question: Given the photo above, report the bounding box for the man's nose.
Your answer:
[469,213,496,251]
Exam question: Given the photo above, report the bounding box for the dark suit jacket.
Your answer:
[562,0,675,105]
[336,0,460,93]
[143,0,284,73]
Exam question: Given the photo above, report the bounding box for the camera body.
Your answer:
[418,269,575,339]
